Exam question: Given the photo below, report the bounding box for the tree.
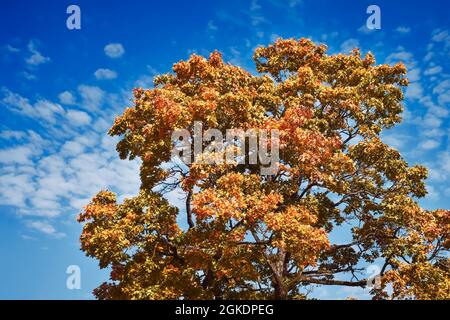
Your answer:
[78,38,450,300]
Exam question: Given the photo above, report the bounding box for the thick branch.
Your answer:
[186,190,194,229]
[301,278,367,287]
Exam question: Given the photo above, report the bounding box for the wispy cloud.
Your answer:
[357,24,376,35]
[1,88,65,124]
[424,65,442,76]
[395,26,411,34]
[340,38,359,52]
[94,68,118,80]
[5,44,20,53]
[25,40,50,66]
[1,79,141,237]
[104,43,125,58]
[66,109,91,127]
[77,85,105,111]
[58,91,76,105]
[26,220,65,238]
[207,20,218,32]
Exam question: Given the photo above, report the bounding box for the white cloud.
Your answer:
[0,130,26,140]
[395,26,411,34]
[61,140,86,156]
[0,129,141,220]
[1,87,144,237]
[26,220,65,238]
[25,41,50,66]
[5,44,20,53]
[0,146,36,165]
[385,49,416,69]
[340,39,359,53]
[249,0,266,26]
[420,96,448,118]
[288,0,302,7]
[33,100,65,124]
[423,51,433,62]
[1,88,33,113]
[424,66,442,76]
[425,185,439,200]
[358,24,376,35]
[423,114,442,128]
[77,85,105,111]
[381,133,409,150]
[405,82,423,100]
[320,31,339,42]
[133,66,159,88]
[422,128,445,139]
[430,29,450,55]
[250,0,261,11]
[66,109,91,126]
[433,80,450,95]
[207,20,218,32]
[425,150,450,201]
[419,139,440,150]
[26,220,56,234]
[58,91,76,105]
[104,43,125,58]
[431,29,450,43]
[147,65,159,75]
[408,68,421,82]
[94,68,117,80]
[1,88,65,124]
[134,75,154,88]
[93,117,111,133]
[0,174,34,207]
[432,80,450,106]
[22,71,36,80]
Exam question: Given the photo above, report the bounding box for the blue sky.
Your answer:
[0,0,449,299]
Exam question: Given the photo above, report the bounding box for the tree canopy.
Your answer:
[78,38,450,300]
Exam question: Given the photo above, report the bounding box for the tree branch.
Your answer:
[186,190,194,229]
[301,277,367,287]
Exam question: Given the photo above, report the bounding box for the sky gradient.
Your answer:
[0,0,449,299]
